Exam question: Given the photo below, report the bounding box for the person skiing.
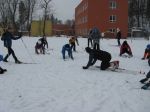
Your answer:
[82,47,119,70]
[141,44,150,60]
[62,44,74,60]
[120,40,133,57]
[0,54,7,74]
[116,28,121,46]
[90,27,101,50]
[1,27,22,64]
[69,36,79,52]
[87,29,93,48]
[140,71,150,90]
[35,36,48,54]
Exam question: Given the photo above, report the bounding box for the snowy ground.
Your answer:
[0,36,150,112]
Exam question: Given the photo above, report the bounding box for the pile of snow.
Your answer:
[0,36,149,112]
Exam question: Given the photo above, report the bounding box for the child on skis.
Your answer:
[87,29,93,48]
[120,40,133,57]
[90,27,101,50]
[69,36,79,52]
[35,36,48,54]
[62,44,74,60]
[140,71,150,90]
[141,44,150,60]
[82,47,119,70]
[1,27,22,64]
[0,54,7,74]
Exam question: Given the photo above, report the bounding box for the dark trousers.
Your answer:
[4,47,18,61]
[117,38,121,46]
[62,49,73,59]
[140,71,150,83]
[93,43,100,50]
[71,43,76,51]
[101,61,110,70]
[88,38,93,48]
[100,58,111,70]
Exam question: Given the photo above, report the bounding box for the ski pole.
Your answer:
[21,38,35,63]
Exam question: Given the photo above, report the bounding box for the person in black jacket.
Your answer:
[1,27,22,63]
[82,47,112,70]
[116,28,121,46]
[140,71,150,89]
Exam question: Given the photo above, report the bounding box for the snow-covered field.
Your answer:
[0,36,150,112]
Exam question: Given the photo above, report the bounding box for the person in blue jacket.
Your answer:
[62,44,74,60]
[0,54,7,74]
[141,44,150,60]
[1,27,22,63]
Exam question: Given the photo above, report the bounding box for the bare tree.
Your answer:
[0,0,9,30]
[40,0,52,36]
[23,0,37,36]
[6,0,19,32]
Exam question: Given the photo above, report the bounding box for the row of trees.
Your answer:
[128,0,150,28]
[0,0,75,36]
[0,0,57,36]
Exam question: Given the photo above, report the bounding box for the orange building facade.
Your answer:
[75,0,128,38]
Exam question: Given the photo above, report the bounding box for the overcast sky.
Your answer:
[52,0,81,22]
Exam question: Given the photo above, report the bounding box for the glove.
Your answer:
[83,66,88,69]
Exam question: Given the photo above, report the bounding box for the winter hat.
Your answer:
[146,44,150,49]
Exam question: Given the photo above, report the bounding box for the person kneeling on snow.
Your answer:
[140,71,150,89]
[35,36,48,54]
[120,40,133,57]
[82,47,119,70]
[0,54,7,74]
[62,44,74,60]
[141,44,150,60]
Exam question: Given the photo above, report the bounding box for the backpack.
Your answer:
[91,27,101,39]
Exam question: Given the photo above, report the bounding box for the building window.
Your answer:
[110,1,117,9]
[108,28,116,33]
[109,15,116,22]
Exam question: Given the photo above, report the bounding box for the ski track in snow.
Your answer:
[0,37,150,112]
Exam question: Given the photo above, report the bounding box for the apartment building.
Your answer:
[75,0,128,38]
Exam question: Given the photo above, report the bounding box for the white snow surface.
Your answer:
[0,36,150,112]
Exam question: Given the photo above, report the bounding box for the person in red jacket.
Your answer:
[120,40,133,57]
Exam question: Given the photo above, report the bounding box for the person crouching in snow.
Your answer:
[82,47,119,70]
[0,54,7,74]
[141,44,150,60]
[69,36,79,52]
[35,36,48,54]
[140,71,150,89]
[120,40,133,57]
[62,44,74,60]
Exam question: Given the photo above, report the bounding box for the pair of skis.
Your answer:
[111,67,146,75]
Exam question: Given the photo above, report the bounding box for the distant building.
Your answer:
[75,0,128,38]
[31,20,52,36]
[52,24,75,36]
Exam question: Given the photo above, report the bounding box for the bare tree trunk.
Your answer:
[41,0,52,36]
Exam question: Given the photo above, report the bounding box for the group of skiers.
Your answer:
[0,26,149,89]
[83,27,150,90]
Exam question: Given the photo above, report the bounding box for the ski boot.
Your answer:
[110,61,119,70]
[140,78,148,84]
[141,83,150,90]
[15,60,22,64]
